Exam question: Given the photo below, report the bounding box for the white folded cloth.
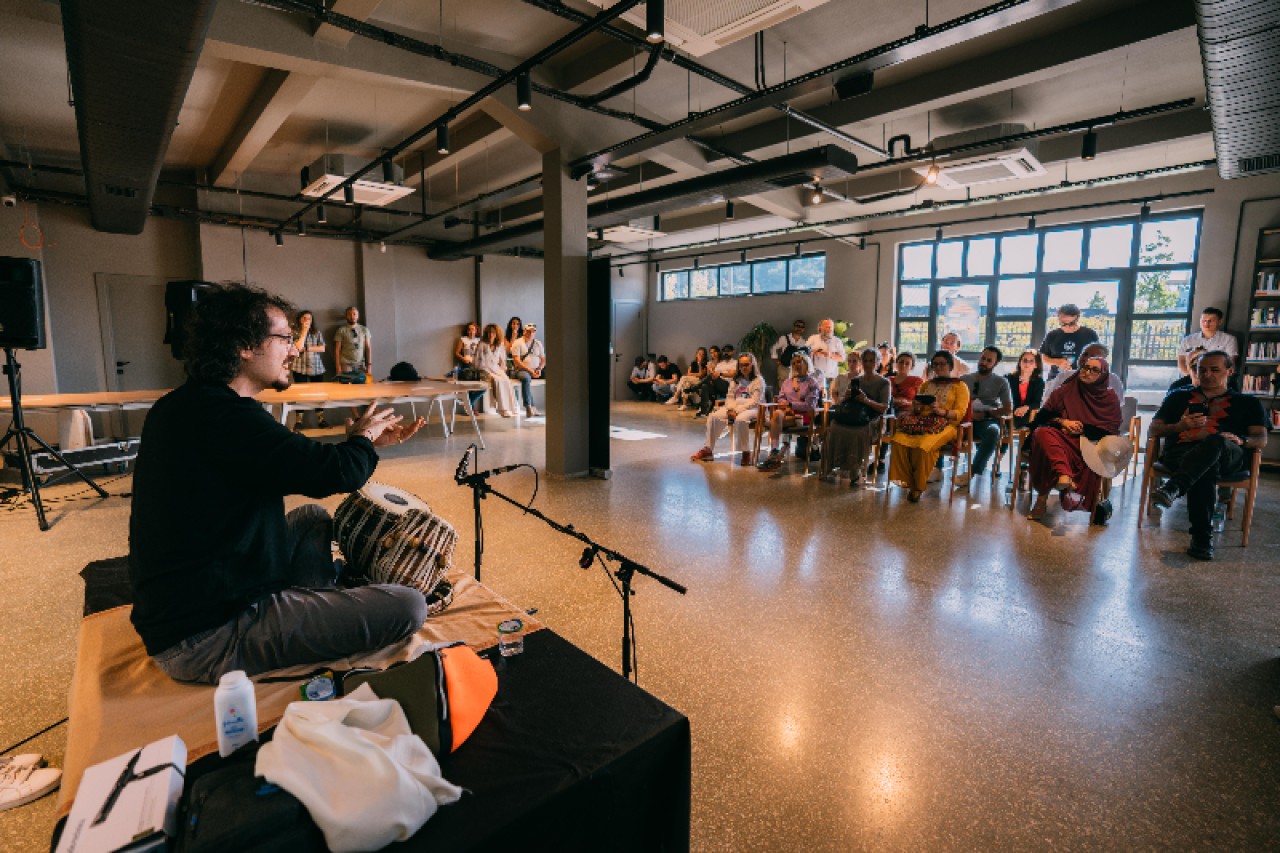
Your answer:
[255,684,462,852]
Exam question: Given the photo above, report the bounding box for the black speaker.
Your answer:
[164,280,217,359]
[0,256,47,350]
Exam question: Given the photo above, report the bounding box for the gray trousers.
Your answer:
[152,505,428,684]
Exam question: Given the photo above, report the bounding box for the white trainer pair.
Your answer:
[0,753,62,812]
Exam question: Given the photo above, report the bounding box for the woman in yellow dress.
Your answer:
[888,350,971,502]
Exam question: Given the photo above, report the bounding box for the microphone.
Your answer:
[454,444,476,484]
[579,546,599,569]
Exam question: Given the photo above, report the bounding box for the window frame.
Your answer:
[657,252,828,302]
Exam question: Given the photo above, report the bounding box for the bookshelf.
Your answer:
[1244,226,1280,443]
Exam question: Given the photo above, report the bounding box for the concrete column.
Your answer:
[542,148,590,476]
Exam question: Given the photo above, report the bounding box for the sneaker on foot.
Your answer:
[527,405,541,417]
[677,404,688,411]
[757,453,783,472]
[1151,480,1183,509]
[691,447,714,462]
[0,763,61,812]
[927,468,943,483]
[953,472,970,488]
[0,755,44,770]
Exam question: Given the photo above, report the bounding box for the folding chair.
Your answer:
[1138,433,1261,545]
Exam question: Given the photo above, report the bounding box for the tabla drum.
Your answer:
[334,482,458,615]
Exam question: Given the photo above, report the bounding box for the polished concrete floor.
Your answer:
[2,401,1279,850]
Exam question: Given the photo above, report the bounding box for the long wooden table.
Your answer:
[1,379,489,448]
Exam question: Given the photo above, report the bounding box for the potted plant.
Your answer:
[739,321,778,369]
[832,320,868,373]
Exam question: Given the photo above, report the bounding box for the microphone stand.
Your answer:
[453,445,687,681]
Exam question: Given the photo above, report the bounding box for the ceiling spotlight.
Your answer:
[646,0,665,43]
[725,199,735,219]
[477,254,484,264]
[343,184,355,205]
[273,230,284,247]
[382,159,396,183]
[516,72,532,111]
[1140,202,1151,220]
[618,266,625,278]
[795,242,802,257]
[596,227,605,241]
[655,261,661,272]
[437,124,451,155]
[694,257,701,269]
[811,185,823,205]
[1028,215,1037,230]
[740,250,747,263]
[653,214,661,231]
[1081,129,1097,161]
[924,162,940,186]
[316,203,327,224]
[858,236,867,250]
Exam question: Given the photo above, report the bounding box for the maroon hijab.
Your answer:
[1045,357,1122,432]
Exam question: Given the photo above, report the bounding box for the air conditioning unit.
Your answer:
[585,0,829,57]
[599,223,665,243]
[301,154,415,207]
[912,124,1047,189]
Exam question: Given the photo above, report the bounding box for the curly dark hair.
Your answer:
[183,283,296,384]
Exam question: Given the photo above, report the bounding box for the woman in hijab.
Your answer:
[1025,354,1122,521]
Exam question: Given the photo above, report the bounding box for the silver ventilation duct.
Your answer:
[1195,0,1280,178]
[61,0,217,233]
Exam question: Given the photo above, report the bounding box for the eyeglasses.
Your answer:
[267,333,297,346]
[1079,365,1103,375]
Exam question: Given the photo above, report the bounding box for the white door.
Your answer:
[612,299,644,401]
[96,274,188,435]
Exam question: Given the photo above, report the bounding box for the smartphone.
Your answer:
[1187,402,1208,416]
[915,394,937,407]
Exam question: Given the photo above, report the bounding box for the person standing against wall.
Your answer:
[334,306,373,380]
[290,309,328,431]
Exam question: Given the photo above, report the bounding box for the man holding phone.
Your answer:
[1149,351,1267,560]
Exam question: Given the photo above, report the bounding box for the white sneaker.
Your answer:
[0,755,44,770]
[953,472,970,488]
[927,468,943,483]
[664,396,678,405]
[0,763,62,812]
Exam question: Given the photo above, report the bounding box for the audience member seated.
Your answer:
[694,344,738,417]
[822,349,890,486]
[504,316,524,355]
[961,346,1013,485]
[875,343,896,377]
[628,356,656,400]
[926,332,970,377]
[510,323,545,417]
[1008,349,1045,428]
[888,351,970,502]
[1025,355,1122,522]
[651,355,682,403]
[757,353,823,471]
[1044,342,1122,398]
[1148,351,1267,560]
[690,353,764,466]
[1167,348,1205,394]
[477,323,519,417]
[669,347,710,408]
[1177,307,1237,376]
[890,352,924,411]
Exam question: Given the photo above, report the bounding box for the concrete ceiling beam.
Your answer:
[208,69,319,187]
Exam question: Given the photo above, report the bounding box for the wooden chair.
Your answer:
[868,414,893,483]
[752,400,828,475]
[941,399,975,496]
[1137,432,1262,546]
[1006,410,1038,510]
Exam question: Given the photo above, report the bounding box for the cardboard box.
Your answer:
[56,735,186,853]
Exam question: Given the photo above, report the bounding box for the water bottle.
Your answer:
[214,670,259,757]
[1211,503,1226,533]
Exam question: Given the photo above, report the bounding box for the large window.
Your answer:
[895,212,1202,397]
[659,253,826,301]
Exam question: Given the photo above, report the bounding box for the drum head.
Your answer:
[358,481,431,515]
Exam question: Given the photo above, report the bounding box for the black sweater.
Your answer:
[128,380,378,654]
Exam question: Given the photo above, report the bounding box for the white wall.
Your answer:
[479,254,544,336]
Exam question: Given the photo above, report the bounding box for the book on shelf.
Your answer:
[1241,372,1276,394]
[1260,269,1279,292]
[1250,305,1280,328]
[1247,340,1280,359]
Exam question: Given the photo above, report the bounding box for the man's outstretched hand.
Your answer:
[345,403,426,446]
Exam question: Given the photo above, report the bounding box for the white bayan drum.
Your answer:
[333,481,458,615]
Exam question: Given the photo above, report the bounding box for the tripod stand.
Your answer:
[1,347,108,530]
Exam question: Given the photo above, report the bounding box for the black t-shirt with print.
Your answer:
[1153,388,1266,449]
[1039,326,1100,377]
[655,363,681,381]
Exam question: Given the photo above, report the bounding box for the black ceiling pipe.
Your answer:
[61,0,217,234]
[429,146,859,260]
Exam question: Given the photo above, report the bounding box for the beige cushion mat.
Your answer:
[56,572,543,818]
